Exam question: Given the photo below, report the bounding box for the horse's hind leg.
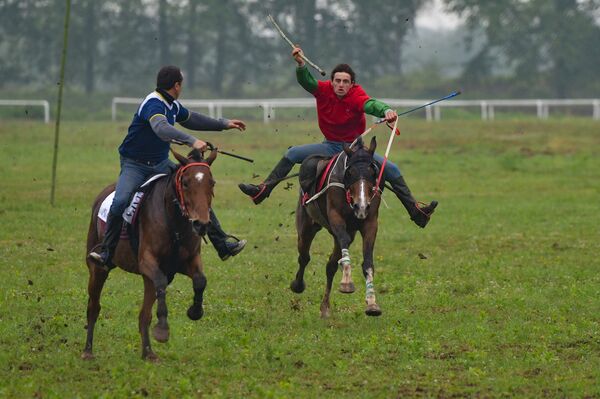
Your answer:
[139,276,159,361]
[290,202,321,293]
[82,265,109,360]
[320,240,341,318]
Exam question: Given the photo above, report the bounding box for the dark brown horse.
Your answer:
[291,137,383,317]
[82,148,217,361]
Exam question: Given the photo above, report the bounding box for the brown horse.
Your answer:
[291,137,383,317]
[82,148,217,361]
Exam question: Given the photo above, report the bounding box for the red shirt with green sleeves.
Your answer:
[296,65,391,142]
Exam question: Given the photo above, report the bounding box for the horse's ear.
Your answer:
[343,143,353,157]
[171,149,190,165]
[206,148,218,165]
[368,136,377,155]
[356,137,364,148]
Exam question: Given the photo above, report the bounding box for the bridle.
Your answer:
[343,156,381,207]
[174,162,212,218]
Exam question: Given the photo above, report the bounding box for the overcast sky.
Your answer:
[415,0,464,30]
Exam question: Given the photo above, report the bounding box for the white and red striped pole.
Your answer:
[375,117,400,189]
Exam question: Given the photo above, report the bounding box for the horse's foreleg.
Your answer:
[82,265,109,360]
[321,241,341,318]
[361,220,381,316]
[140,255,170,344]
[290,203,320,294]
[139,276,159,361]
[330,221,356,294]
[186,256,206,321]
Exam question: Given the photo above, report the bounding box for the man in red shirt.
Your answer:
[239,47,437,227]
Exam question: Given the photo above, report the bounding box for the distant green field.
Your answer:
[0,119,599,398]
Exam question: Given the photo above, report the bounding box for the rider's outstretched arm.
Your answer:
[179,112,231,131]
[149,114,202,145]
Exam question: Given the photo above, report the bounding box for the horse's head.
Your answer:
[343,137,379,220]
[171,147,218,235]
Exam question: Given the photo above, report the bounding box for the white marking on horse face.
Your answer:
[358,180,367,206]
[195,172,204,182]
[354,180,368,219]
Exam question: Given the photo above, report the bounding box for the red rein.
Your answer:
[175,162,211,217]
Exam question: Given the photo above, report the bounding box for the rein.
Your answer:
[174,162,211,217]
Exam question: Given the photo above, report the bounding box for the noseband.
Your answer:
[174,162,211,217]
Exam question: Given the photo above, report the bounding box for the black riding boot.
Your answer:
[389,176,438,228]
[238,157,295,204]
[88,211,123,271]
[207,209,247,261]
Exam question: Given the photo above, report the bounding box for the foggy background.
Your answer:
[0,0,598,120]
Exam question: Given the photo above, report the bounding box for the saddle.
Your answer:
[98,174,168,240]
[299,155,332,193]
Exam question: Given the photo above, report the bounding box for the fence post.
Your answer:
[43,101,50,123]
[481,101,488,120]
[536,100,543,119]
[425,106,432,122]
[111,98,117,121]
[593,100,600,120]
[488,104,495,120]
[263,102,270,124]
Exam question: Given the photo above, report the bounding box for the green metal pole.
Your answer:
[50,0,71,206]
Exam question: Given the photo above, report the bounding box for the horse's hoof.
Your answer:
[143,351,160,363]
[320,306,331,319]
[152,325,170,343]
[365,303,382,316]
[81,351,94,360]
[187,305,204,321]
[290,280,305,294]
[339,282,355,294]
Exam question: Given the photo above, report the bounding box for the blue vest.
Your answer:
[119,91,190,163]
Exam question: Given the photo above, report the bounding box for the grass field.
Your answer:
[0,118,599,398]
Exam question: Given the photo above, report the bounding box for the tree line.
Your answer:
[0,0,598,99]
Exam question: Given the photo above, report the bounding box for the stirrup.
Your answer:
[88,249,116,272]
[220,235,247,261]
[411,201,438,228]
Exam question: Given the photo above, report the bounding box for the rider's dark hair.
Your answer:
[156,65,183,90]
[331,64,356,83]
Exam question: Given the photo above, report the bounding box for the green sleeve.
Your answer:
[296,65,318,94]
[363,98,391,118]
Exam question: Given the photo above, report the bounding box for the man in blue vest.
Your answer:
[89,65,247,271]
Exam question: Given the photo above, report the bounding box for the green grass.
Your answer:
[0,119,599,398]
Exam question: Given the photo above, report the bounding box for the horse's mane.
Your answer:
[186,149,205,162]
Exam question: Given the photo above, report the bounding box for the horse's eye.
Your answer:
[182,180,189,189]
[210,180,216,187]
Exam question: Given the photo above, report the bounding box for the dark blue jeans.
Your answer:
[284,140,402,180]
[110,156,176,216]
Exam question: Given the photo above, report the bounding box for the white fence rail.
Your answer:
[0,100,50,123]
[112,97,600,123]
